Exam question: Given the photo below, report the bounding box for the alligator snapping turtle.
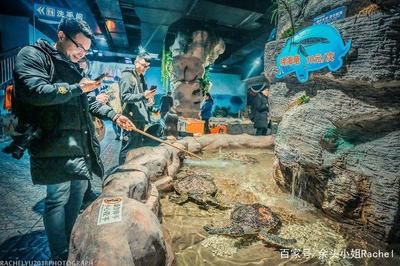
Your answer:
[169,170,228,210]
[203,203,297,249]
[222,152,258,164]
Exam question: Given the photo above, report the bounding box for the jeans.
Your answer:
[112,123,121,139]
[43,179,88,259]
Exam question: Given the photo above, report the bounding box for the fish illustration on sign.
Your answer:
[275,24,351,83]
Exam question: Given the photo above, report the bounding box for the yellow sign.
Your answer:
[58,86,68,94]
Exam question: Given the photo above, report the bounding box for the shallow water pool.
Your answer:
[161,148,399,266]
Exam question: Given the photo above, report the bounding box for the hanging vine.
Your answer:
[161,48,173,92]
[199,67,211,95]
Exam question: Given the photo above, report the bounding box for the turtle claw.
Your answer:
[215,204,231,210]
[203,224,233,235]
[199,204,210,210]
[234,237,256,248]
[204,195,230,210]
[203,224,216,233]
[169,193,189,205]
[258,230,297,249]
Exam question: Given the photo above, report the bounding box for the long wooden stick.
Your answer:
[131,127,202,160]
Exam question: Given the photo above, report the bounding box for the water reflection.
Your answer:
[162,148,398,265]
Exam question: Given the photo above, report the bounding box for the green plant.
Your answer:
[287,94,310,110]
[270,1,279,25]
[161,48,173,91]
[199,68,211,95]
[281,27,297,39]
[213,107,229,118]
[297,95,310,105]
[270,0,297,40]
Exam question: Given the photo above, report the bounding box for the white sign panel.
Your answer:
[97,197,123,225]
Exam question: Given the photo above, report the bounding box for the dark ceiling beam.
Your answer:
[95,0,129,49]
[127,5,185,14]
[215,1,274,67]
[185,0,199,16]
[131,0,191,55]
[125,24,141,30]
[235,12,263,28]
[206,0,269,13]
[221,29,271,65]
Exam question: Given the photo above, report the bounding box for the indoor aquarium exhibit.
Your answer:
[0,0,399,265]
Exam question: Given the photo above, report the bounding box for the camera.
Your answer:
[2,124,42,160]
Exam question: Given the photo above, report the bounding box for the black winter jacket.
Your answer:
[119,68,150,126]
[13,40,117,184]
[249,93,269,129]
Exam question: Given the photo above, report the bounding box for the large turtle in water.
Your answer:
[169,169,229,210]
[204,203,297,249]
[222,151,258,164]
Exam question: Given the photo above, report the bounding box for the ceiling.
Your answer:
[0,0,275,75]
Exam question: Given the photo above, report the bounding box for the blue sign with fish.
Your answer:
[275,24,351,83]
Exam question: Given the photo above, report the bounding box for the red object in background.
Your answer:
[185,119,205,135]
[4,84,13,110]
[210,125,227,134]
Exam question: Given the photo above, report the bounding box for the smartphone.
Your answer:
[150,85,157,91]
[94,73,107,82]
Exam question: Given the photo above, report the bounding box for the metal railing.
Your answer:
[0,47,21,90]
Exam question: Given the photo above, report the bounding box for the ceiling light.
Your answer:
[253,59,261,65]
[105,20,116,32]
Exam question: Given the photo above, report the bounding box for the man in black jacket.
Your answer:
[13,17,134,260]
[118,54,156,164]
[248,84,269,136]
[159,91,174,119]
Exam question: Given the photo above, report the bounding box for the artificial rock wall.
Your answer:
[265,0,400,244]
[68,134,274,265]
[169,31,225,117]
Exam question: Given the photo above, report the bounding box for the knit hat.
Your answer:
[249,82,268,93]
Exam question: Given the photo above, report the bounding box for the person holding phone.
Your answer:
[119,53,156,164]
[12,17,135,261]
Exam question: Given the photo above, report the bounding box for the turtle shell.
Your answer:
[223,152,258,164]
[230,203,280,230]
[174,175,217,195]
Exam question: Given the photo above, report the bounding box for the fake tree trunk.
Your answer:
[167,30,225,117]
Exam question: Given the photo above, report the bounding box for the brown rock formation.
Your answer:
[69,197,169,266]
[69,134,274,264]
[266,0,400,244]
[169,30,225,117]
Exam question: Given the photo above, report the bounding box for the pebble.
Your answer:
[201,235,238,257]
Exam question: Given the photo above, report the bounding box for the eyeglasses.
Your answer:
[64,32,91,54]
[137,61,150,69]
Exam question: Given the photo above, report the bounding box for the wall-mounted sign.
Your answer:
[275,24,351,83]
[34,3,85,22]
[313,6,346,25]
